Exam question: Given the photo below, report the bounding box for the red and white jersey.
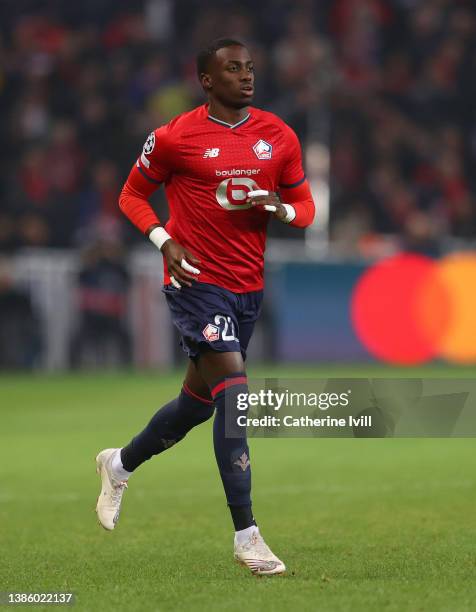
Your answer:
[127,104,311,293]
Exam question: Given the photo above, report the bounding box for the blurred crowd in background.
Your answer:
[0,0,474,255]
[329,0,476,257]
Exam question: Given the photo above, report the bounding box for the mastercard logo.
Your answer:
[351,253,476,365]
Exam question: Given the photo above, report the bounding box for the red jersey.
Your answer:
[121,104,313,293]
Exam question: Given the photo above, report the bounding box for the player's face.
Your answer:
[206,46,254,109]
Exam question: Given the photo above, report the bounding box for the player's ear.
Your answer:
[200,73,212,91]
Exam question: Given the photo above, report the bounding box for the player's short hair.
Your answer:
[196,38,246,79]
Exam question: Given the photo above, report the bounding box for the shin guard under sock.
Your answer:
[120,385,214,472]
[211,373,255,530]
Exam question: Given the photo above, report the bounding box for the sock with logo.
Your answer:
[211,373,256,531]
[234,524,260,546]
[111,449,132,481]
[119,385,215,473]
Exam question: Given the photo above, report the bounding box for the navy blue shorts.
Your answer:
[163,282,263,360]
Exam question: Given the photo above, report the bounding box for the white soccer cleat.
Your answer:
[95,448,128,531]
[234,531,286,576]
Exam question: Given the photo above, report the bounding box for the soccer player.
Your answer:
[95,38,315,576]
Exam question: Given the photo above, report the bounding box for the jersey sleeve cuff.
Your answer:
[136,162,163,185]
[279,175,306,189]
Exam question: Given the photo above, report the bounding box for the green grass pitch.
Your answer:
[1,365,476,611]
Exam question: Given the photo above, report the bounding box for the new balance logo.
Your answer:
[203,148,220,158]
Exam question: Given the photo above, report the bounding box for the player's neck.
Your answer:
[207,101,250,127]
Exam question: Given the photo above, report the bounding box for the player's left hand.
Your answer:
[246,190,288,222]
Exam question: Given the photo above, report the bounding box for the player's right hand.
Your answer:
[161,239,200,289]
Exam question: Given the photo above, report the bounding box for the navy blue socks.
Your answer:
[211,373,255,530]
[120,373,255,531]
[120,385,215,472]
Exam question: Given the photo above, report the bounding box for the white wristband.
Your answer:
[282,204,296,223]
[149,227,172,251]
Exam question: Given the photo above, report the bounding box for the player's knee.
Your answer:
[180,385,215,425]
[199,350,246,387]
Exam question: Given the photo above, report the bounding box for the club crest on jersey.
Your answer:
[203,148,220,158]
[202,323,220,342]
[253,139,272,160]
